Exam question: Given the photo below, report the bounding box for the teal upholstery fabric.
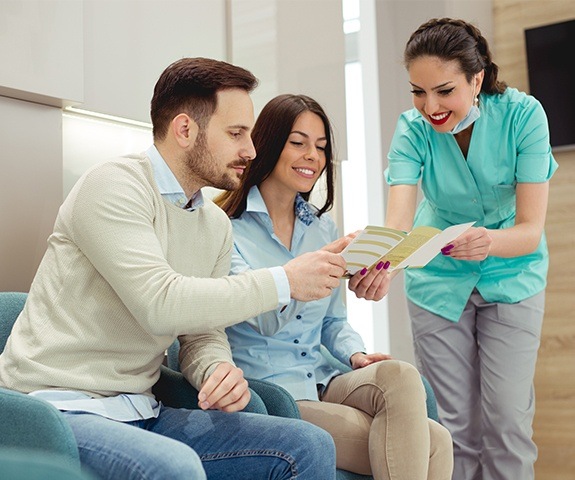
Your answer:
[246,378,301,419]
[0,293,79,460]
[0,386,81,466]
[0,291,27,351]
[0,450,94,480]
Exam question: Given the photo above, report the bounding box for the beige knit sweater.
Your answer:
[0,155,278,398]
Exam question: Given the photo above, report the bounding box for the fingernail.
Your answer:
[376,261,384,270]
[441,245,454,254]
[360,267,368,275]
[384,261,390,269]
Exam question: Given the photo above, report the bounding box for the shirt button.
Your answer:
[301,352,307,357]
[293,339,299,344]
[296,315,302,320]
[472,199,478,203]
[307,373,312,378]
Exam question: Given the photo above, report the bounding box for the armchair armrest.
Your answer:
[0,387,80,467]
[153,365,268,414]
[246,378,301,419]
[153,365,201,410]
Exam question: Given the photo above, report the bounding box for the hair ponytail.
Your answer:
[404,18,507,94]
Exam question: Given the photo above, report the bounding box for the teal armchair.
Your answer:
[168,338,440,480]
[0,292,270,478]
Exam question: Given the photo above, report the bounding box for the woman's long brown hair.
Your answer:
[215,94,335,218]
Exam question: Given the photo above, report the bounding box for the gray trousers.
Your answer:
[408,289,545,480]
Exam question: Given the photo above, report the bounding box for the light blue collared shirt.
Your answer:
[226,186,365,401]
[32,148,289,419]
[147,144,205,210]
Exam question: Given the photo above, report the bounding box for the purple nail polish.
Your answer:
[441,244,454,254]
[376,261,384,270]
[384,261,391,269]
[360,267,368,275]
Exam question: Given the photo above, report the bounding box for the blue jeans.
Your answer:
[63,405,336,480]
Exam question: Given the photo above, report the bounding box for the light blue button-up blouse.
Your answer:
[386,87,558,322]
[227,186,366,401]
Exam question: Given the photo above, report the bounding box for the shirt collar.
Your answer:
[246,186,317,226]
[146,145,204,210]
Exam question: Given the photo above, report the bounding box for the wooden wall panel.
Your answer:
[493,1,575,479]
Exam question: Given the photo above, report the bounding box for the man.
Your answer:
[0,58,344,479]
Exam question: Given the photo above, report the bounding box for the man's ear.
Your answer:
[171,113,199,148]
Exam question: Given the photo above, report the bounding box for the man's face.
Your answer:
[185,88,256,191]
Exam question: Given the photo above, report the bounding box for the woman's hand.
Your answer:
[347,260,391,301]
[441,226,492,261]
[350,352,392,369]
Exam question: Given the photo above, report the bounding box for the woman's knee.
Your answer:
[371,360,426,398]
[428,419,454,477]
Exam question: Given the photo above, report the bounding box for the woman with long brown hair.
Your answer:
[217,94,453,480]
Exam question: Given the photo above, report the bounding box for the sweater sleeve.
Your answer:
[178,224,236,388]
[67,160,279,338]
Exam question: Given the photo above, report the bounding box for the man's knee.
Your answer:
[290,420,336,477]
[294,419,336,455]
[138,440,206,480]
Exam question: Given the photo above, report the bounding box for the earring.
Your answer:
[474,96,479,106]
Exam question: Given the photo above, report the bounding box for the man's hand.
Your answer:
[198,362,250,413]
[348,260,391,301]
[321,231,361,254]
[284,250,346,301]
[350,352,392,369]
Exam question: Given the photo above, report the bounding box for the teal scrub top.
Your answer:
[385,88,558,322]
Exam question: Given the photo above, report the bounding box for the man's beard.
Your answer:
[185,130,246,191]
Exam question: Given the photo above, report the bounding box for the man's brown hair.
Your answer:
[150,57,258,140]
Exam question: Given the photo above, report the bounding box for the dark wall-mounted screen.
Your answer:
[525,19,575,150]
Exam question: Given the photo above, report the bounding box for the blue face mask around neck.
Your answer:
[450,102,480,135]
[450,76,481,134]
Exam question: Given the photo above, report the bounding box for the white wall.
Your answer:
[0,96,63,291]
[229,0,348,229]
[0,0,83,106]
[82,0,227,122]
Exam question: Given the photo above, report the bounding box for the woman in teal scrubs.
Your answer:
[385,18,558,480]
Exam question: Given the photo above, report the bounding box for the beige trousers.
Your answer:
[297,360,453,480]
